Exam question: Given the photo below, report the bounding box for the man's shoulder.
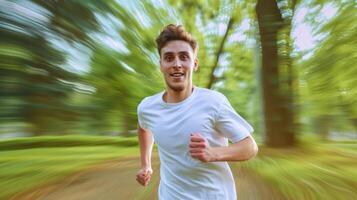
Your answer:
[195,87,226,101]
[138,91,163,110]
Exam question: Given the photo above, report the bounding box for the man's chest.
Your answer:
[149,105,215,151]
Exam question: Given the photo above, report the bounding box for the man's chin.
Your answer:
[167,83,185,92]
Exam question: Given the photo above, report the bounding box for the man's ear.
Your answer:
[194,58,199,72]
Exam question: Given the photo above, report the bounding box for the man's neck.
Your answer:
[164,85,194,103]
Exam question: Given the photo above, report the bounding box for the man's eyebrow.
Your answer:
[163,52,174,56]
[162,52,190,58]
[178,51,190,55]
[163,51,189,55]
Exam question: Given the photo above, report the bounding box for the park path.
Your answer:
[11,155,284,200]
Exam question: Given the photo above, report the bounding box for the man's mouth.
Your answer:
[170,72,184,77]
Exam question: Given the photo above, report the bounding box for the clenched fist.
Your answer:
[136,166,153,186]
[189,133,217,162]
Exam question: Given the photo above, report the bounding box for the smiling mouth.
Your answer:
[170,72,185,78]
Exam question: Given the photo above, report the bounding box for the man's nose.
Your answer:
[173,57,182,68]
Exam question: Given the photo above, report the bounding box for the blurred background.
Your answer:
[0,0,356,200]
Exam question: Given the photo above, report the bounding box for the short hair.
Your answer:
[155,24,198,56]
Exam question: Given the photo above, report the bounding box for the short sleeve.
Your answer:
[137,100,148,129]
[214,95,254,143]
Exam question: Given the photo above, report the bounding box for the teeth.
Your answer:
[171,73,183,77]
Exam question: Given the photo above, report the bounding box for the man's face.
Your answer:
[160,40,198,92]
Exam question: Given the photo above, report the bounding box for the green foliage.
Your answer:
[298,1,357,135]
[0,1,104,135]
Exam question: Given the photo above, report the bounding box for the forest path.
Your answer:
[11,156,283,200]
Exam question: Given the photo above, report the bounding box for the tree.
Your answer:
[256,0,297,147]
[0,1,104,135]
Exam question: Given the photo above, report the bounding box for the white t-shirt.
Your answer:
[137,87,254,200]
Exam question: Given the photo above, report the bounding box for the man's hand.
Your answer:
[136,166,153,186]
[189,133,217,162]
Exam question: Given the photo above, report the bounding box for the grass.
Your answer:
[241,140,357,200]
[1,135,356,200]
[0,135,139,200]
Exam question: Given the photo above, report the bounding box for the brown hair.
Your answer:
[155,24,198,56]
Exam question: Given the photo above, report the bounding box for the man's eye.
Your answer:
[165,56,173,61]
[180,55,188,60]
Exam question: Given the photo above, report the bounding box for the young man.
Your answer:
[136,24,258,200]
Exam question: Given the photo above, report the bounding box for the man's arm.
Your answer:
[136,126,154,186]
[189,134,258,162]
[211,135,258,161]
[138,126,154,167]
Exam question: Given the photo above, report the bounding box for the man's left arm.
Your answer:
[189,134,258,162]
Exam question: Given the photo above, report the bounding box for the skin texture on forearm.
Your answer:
[138,126,154,167]
[211,135,258,162]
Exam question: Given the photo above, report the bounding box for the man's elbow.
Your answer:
[241,137,259,161]
[250,142,259,158]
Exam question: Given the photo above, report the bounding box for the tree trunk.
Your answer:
[256,0,295,147]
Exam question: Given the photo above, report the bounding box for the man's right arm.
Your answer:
[136,125,154,186]
[138,125,154,168]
